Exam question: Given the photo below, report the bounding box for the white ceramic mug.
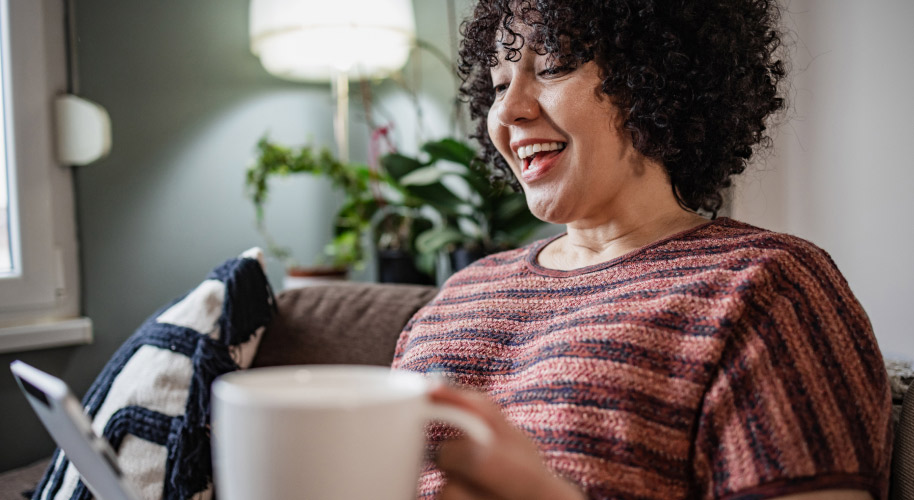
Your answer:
[211,365,492,500]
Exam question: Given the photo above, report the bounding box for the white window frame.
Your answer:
[0,0,91,351]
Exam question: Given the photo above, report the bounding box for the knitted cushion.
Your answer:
[32,248,275,500]
[893,385,914,500]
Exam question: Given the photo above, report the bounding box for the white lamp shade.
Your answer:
[250,0,416,82]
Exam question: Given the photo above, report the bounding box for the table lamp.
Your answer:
[249,0,416,162]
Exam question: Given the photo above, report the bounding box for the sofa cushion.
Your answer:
[32,248,275,500]
[252,282,437,368]
[0,458,47,500]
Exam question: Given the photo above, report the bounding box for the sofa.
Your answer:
[0,282,437,500]
[1,281,911,499]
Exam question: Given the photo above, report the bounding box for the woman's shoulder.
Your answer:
[653,218,859,316]
[697,219,872,345]
[691,217,841,276]
[694,217,825,251]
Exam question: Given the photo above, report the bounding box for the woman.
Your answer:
[391,1,893,499]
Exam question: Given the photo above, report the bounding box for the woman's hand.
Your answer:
[430,385,586,500]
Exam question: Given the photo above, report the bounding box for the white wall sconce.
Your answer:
[248,0,416,162]
[54,94,111,166]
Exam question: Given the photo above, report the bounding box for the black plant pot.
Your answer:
[377,250,434,285]
[449,247,489,273]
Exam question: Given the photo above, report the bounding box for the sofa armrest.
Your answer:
[251,282,438,368]
[892,365,914,499]
[0,458,49,500]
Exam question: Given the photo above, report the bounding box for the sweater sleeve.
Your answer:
[692,243,893,500]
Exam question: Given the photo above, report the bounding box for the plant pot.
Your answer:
[449,247,489,273]
[283,266,348,290]
[377,250,434,285]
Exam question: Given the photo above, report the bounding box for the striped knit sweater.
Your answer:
[392,218,893,500]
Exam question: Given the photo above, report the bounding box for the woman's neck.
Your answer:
[538,204,708,272]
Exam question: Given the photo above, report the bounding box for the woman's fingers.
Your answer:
[437,436,581,500]
[429,384,509,431]
[436,437,487,483]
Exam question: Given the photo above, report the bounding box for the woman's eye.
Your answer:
[540,65,573,78]
[493,83,509,95]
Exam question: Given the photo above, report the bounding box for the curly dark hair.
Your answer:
[458,0,787,215]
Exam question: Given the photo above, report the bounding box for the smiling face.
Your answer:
[486,32,661,228]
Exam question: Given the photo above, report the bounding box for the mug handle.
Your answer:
[422,402,494,445]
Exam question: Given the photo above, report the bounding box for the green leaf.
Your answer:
[456,216,483,239]
[380,153,424,181]
[349,163,375,182]
[460,169,494,198]
[416,227,467,254]
[399,166,447,186]
[492,194,529,222]
[405,183,466,214]
[422,138,476,166]
[324,230,362,269]
[416,251,437,277]
[495,211,543,246]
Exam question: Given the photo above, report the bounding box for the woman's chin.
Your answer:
[526,196,571,226]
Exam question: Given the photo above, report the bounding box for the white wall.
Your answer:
[733,0,914,361]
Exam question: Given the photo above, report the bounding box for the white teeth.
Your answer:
[516,142,565,160]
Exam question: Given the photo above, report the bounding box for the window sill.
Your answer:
[0,317,93,353]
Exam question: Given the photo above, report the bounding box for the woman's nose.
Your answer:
[495,80,539,125]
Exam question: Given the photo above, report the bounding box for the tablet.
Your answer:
[10,360,141,500]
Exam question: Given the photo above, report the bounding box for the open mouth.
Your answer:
[517,142,566,172]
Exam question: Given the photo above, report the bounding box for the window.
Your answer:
[0,0,90,352]
[0,57,10,273]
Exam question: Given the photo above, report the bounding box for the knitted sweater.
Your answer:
[392,218,893,500]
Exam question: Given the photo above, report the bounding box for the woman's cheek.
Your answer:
[486,107,501,147]
[487,112,515,171]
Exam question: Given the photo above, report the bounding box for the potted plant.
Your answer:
[246,135,545,286]
[372,207,437,285]
[379,137,545,277]
[245,136,382,284]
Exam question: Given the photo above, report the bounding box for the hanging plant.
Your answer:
[245,136,383,271]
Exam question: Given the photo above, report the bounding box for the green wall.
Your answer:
[1,0,475,471]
